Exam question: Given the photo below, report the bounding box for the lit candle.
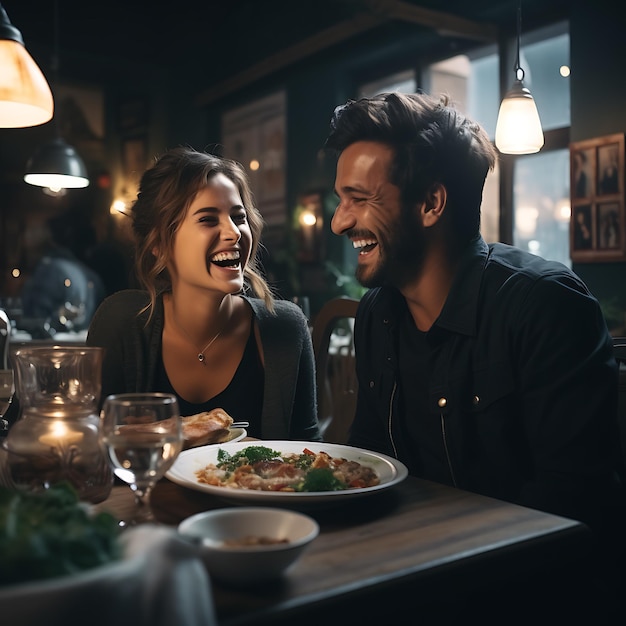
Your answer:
[39,421,84,448]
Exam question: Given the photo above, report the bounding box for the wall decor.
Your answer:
[570,133,625,262]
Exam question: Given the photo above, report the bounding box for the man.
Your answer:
[324,92,625,561]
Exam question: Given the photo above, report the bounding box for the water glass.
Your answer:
[100,393,182,526]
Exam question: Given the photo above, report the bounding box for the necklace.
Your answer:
[195,331,222,363]
[172,318,223,363]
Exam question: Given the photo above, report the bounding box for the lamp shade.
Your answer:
[495,79,544,155]
[24,137,89,191]
[0,4,54,128]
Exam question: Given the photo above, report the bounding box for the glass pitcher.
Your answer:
[2,345,113,503]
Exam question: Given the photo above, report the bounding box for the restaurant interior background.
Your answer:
[0,0,624,339]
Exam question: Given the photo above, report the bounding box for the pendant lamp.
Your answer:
[24,136,89,191]
[23,0,89,191]
[0,3,54,128]
[494,0,544,155]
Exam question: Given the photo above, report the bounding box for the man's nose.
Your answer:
[331,203,354,235]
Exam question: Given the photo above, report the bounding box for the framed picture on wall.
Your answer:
[570,133,625,262]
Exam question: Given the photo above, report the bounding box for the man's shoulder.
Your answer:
[487,242,575,279]
[483,244,597,321]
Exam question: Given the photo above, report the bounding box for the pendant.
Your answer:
[198,353,205,362]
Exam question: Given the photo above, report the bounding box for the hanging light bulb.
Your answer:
[495,0,544,155]
[23,0,89,191]
[0,3,54,128]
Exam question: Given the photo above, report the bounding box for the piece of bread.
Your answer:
[182,408,234,449]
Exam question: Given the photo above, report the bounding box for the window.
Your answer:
[357,22,571,266]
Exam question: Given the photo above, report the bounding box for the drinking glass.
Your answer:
[0,369,15,435]
[100,393,182,526]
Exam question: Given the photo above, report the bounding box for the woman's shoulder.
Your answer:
[246,297,307,332]
[90,289,151,327]
[246,296,302,317]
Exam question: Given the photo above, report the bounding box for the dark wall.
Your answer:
[570,0,626,329]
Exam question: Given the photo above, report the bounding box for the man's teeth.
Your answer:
[352,239,377,250]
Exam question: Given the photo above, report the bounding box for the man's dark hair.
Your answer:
[325,92,497,241]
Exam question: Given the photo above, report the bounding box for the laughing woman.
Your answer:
[87,147,320,441]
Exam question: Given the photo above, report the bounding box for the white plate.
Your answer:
[185,427,247,450]
[165,440,408,504]
[225,427,247,444]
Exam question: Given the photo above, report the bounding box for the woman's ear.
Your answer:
[420,183,447,227]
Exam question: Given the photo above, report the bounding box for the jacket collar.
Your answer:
[372,236,489,338]
[435,236,488,337]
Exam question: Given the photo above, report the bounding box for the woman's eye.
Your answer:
[233,213,247,224]
[198,216,218,225]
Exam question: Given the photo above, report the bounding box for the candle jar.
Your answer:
[3,345,113,503]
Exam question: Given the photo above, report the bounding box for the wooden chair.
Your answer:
[311,297,359,444]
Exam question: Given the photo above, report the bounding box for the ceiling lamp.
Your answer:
[0,3,53,128]
[23,0,89,191]
[495,0,544,155]
[24,136,89,191]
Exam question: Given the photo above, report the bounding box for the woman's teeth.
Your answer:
[211,251,240,267]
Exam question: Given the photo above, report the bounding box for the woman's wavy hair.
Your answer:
[131,146,274,317]
[325,91,498,243]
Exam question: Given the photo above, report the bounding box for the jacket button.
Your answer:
[473,395,480,405]
[369,381,374,388]
[438,397,447,408]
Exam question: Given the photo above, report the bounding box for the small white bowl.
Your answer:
[178,507,319,585]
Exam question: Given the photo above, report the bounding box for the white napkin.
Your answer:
[0,524,217,626]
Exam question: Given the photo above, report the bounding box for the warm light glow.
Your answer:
[39,421,84,447]
[559,65,570,77]
[23,172,89,189]
[299,210,317,227]
[64,278,71,287]
[111,199,126,214]
[495,84,544,154]
[0,38,54,128]
[249,159,260,171]
[11,268,20,278]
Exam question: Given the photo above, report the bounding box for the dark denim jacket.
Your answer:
[349,237,624,535]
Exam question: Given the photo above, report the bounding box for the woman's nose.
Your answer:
[222,219,241,241]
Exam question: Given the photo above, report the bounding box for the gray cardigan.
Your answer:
[86,290,321,441]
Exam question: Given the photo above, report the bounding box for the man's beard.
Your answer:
[356,206,428,290]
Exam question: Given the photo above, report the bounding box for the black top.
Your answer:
[156,323,264,438]
[86,290,321,441]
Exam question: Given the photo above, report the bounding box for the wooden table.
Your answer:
[97,474,599,625]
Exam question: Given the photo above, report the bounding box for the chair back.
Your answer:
[311,297,359,443]
[614,337,626,463]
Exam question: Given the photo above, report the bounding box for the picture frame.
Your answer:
[570,133,625,262]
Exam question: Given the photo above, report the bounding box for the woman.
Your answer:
[87,147,320,441]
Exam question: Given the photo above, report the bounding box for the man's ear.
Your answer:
[420,183,447,227]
